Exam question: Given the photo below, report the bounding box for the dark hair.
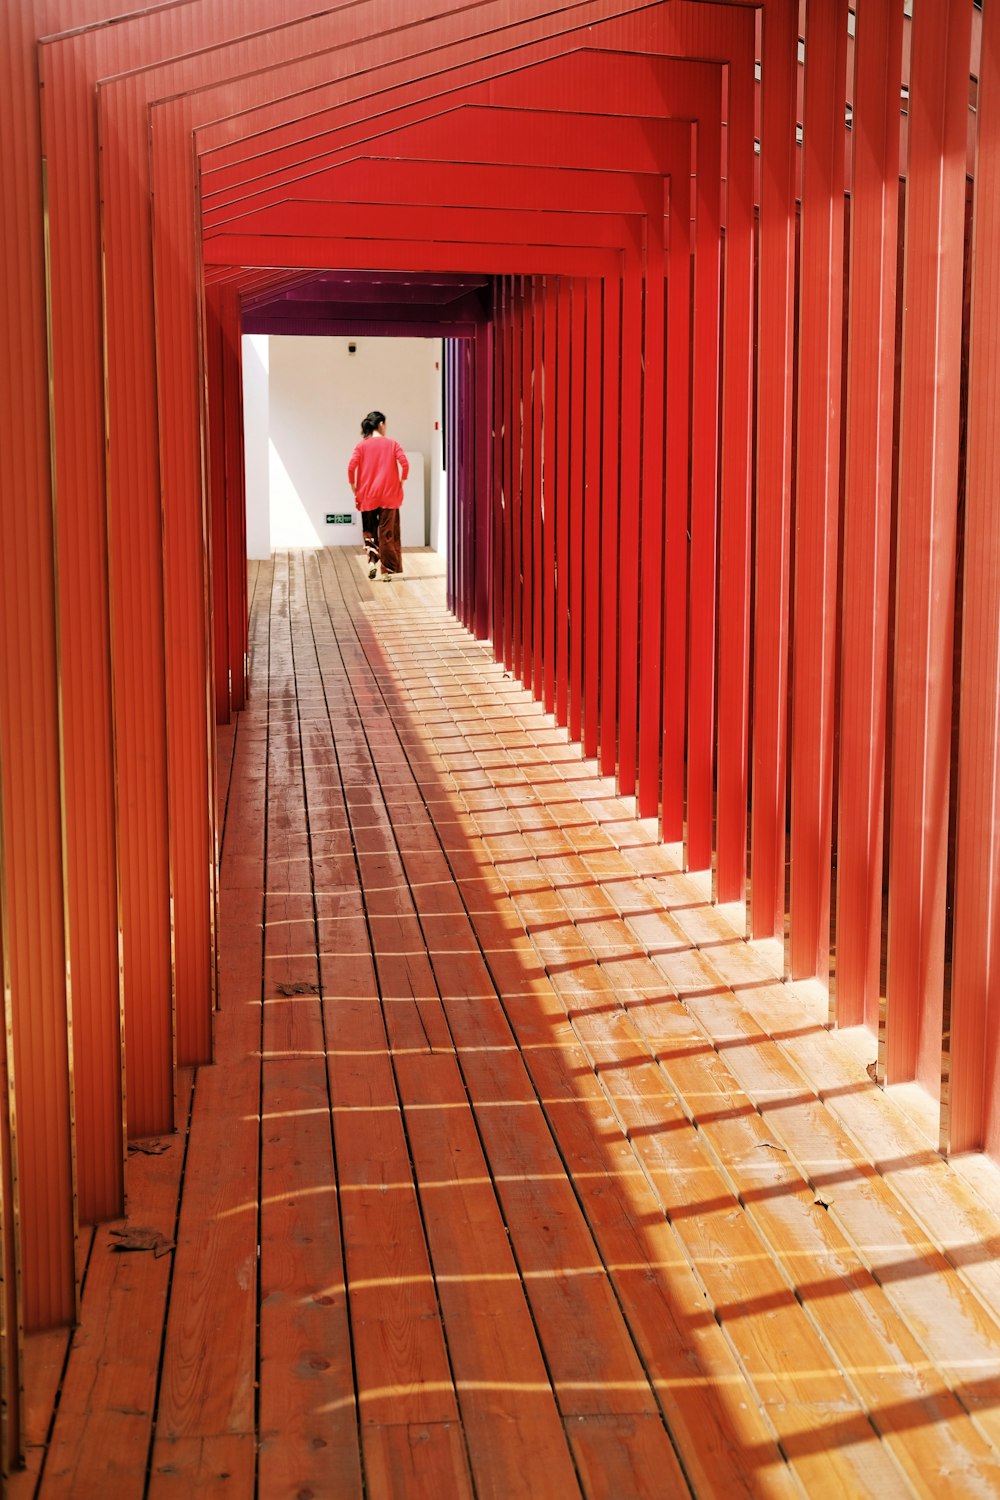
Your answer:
[361,410,386,436]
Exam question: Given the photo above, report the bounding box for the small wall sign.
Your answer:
[325,513,353,525]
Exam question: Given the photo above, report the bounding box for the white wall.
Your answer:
[243,333,444,555]
[242,335,271,560]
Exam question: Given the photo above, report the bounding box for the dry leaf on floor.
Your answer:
[109,1226,175,1258]
[128,1139,170,1155]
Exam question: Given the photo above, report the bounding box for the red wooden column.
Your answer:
[637,182,667,818]
[661,160,692,844]
[221,287,249,712]
[715,20,757,905]
[751,0,799,941]
[523,278,539,699]
[885,0,972,1090]
[0,827,21,1471]
[151,100,218,1070]
[567,278,587,746]
[789,0,848,985]
[542,277,559,717]
[205,285,232,727]
[685,114,722,873]
[474,319,493,641]
[949,0,1000,1153]
[0,0,77,1331]
[38,32,126,1224]
[98,75,175,1136]
[582,275,603,762]
[533,279,547,707]
[835,0,903,1030]
[495,277,512,671]
[599,271,623,776]
[511,279,526,685]
[616,242,645,797]
[555,276,573,729]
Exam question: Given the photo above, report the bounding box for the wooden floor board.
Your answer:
[17,546,1000,1496]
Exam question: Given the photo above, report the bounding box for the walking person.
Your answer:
[348,410,409,580]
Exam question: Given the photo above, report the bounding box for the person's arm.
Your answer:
[396,443,409,482]
[348,445,361,506]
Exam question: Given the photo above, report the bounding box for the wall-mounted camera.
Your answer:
[347,342,357,355]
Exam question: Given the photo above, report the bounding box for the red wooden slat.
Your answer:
[542,277,558,718]
[221,286,249,713]
[685,94,723,874]
[836,0,903,1029]
[636,181,667,818]
[661,155,691,843]
[599,273,623,776]
[949,0,1000,1154]
[789,0,849,985]
[582,276,603,762]
[0,0,77,1332]
[715,13,756,903]
[38,33,126,1225]
[751,0,799,941]
[151,100,219,1071]
[616,252,644,797]
[0,806,21,1471]
[568,278,587,746]
[886,0,972,1091]
[555,277,572,727]
[205,285,232,727]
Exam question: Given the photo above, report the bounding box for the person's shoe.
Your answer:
[368,564,377,579]
[380,571,394,582]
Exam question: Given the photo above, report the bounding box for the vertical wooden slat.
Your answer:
[949,0,1000,1153]
[474,320,492,641]
[835,0,903,1030]
[637,183,666,818]
[567,278,586,746]
[542,278,558,717]
[497,278,513,673]
[221,286,248,713]
[521,279,536,687]
[98,75,175,1137]
[151,101,219,1072]
[205,285,232,727]
[39,35,125,1224]
[789,0,849,984]
[716,21,757,903]
[0,0,77,1332]
[0,786,22,1472]
[582,275,603,762]
[686,103,722,873]
[533,279,546,707]
[661,154,692,844]
[599,272,623,776]
[555,276,572,729]
[751,0,799,941]
[616,250,644,797]
[886,0,972,1091]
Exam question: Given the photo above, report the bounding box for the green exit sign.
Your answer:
[325,513,353,525]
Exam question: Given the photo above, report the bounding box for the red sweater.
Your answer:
[348,435,409,509]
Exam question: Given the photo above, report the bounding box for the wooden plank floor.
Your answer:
[11,546,1000,1498]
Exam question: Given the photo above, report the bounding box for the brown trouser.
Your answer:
[361,508,381,563]
[378,508,402,575]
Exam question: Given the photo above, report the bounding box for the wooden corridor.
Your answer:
[11,547,1000,1498]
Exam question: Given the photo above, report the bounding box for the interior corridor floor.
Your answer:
[11,547,1000,1498]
